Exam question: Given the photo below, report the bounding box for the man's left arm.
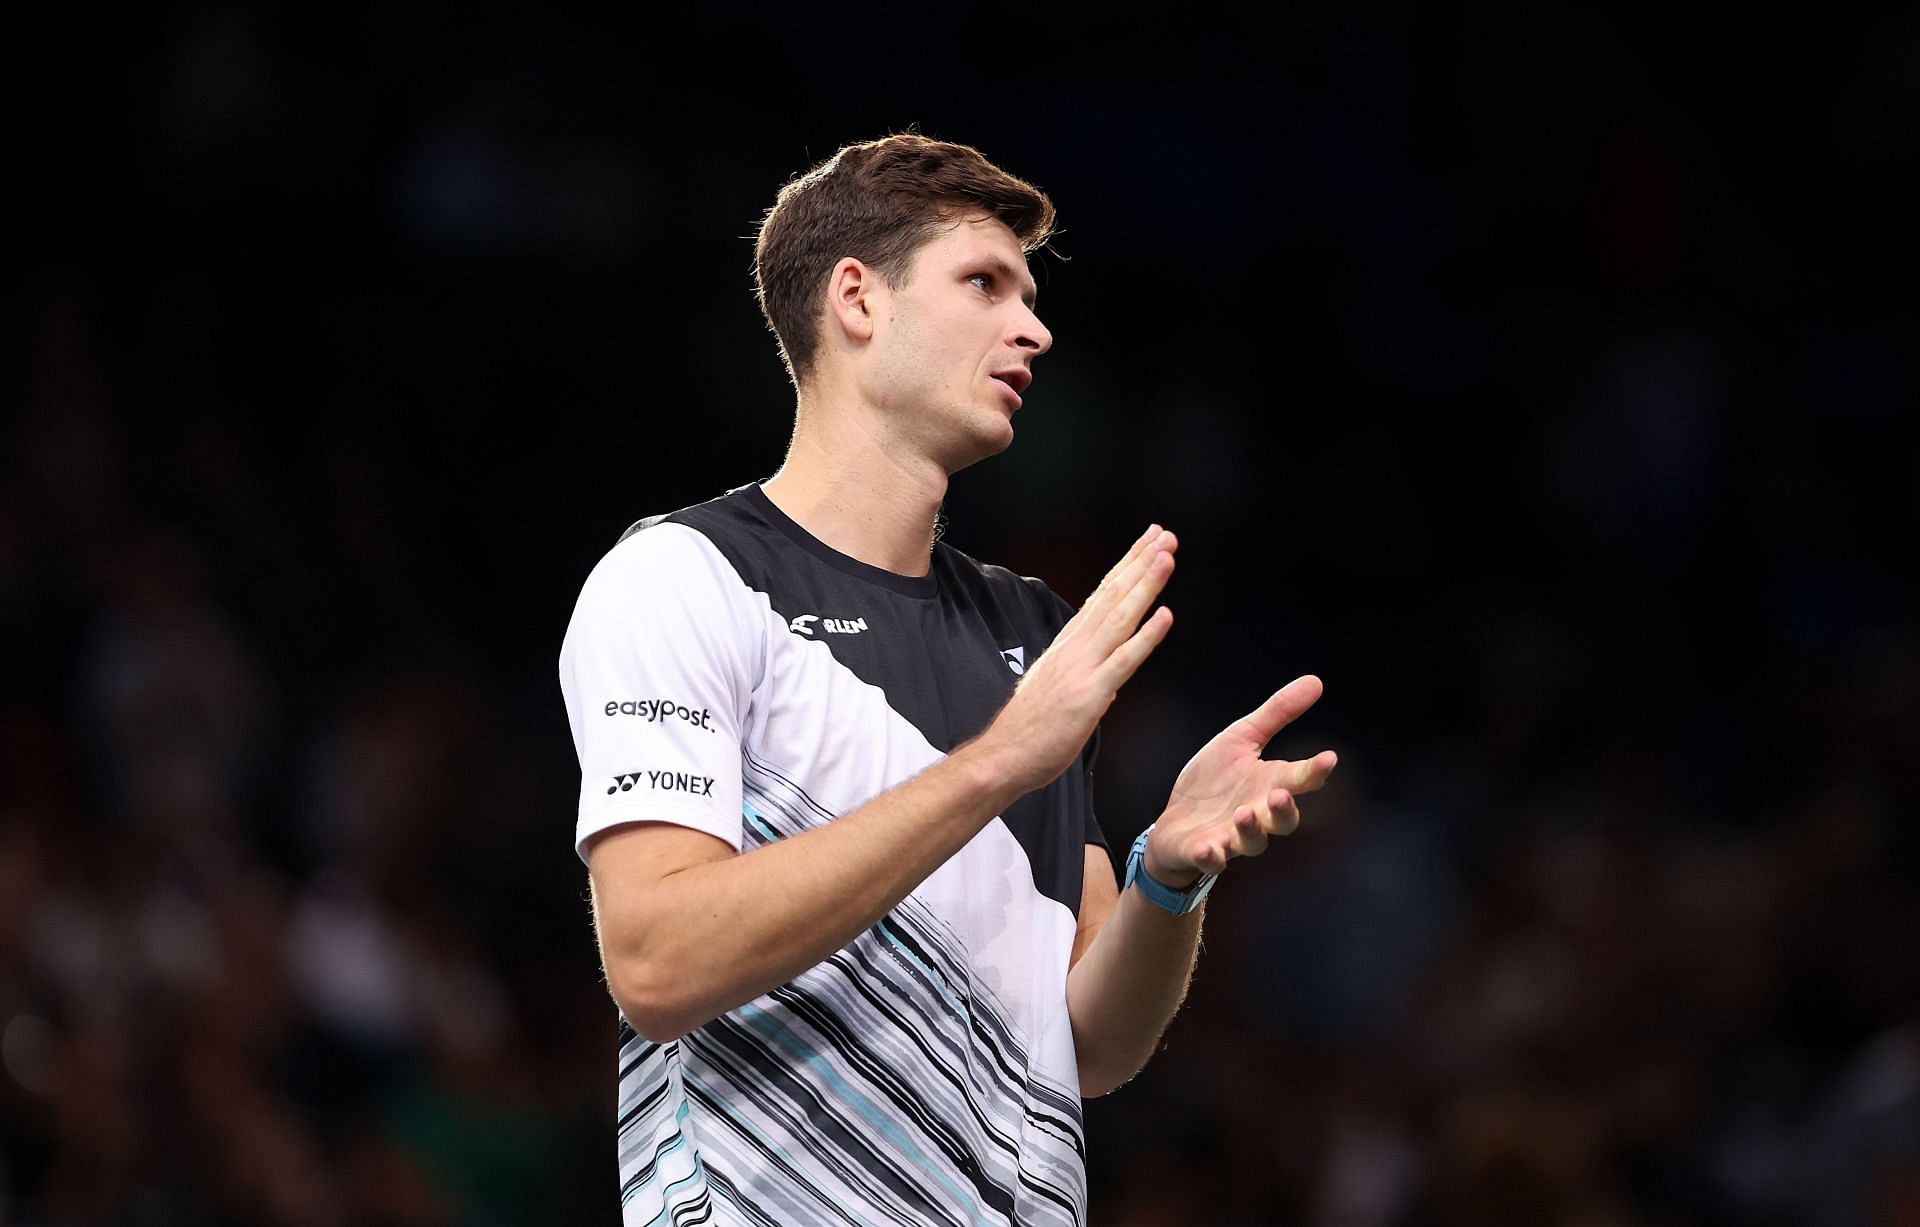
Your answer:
[1065,675,1338,1097]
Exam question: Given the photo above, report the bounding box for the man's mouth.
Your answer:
[992,369,1033,395]
[990,368,1032,408]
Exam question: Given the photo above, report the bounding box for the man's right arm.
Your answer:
[588,524,1177,1042]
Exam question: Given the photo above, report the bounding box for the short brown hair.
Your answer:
[752,133,1057,385]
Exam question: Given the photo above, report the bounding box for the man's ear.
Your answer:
[825,256,879,344]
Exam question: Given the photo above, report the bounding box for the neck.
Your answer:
[760,383,950,578]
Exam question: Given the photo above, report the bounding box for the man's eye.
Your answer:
[968,273,993,291]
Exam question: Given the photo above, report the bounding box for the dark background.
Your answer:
[6,7,1918,1225]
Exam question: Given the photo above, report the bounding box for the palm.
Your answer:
[1149,676,1337,880]
[1169,729,1266,815]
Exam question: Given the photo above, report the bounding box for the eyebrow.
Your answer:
[980,255,1039,309]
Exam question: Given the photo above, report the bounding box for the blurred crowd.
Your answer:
[8,6,1919,1225]
[4,298,613,1224]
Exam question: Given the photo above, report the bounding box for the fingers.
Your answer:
[1186,760,1326,879]
[1085,527,1176,624]
[1066,529,1175,672]
[1101,536,1175,643]
[1119,522,1162,571]
[1231,805,1268,858]
[1193,836,1230,876]
[1108,531,1176,619]
[1262,788,1301,836]
[1090,523,1162,602]
[1101,605,1173,688]
[1193,790,1298,876]
[1236,675,1325,746]
[1278,749,1339,795]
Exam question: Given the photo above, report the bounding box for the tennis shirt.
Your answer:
[558,483,1104,1226]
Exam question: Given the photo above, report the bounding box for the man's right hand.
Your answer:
[974,524,1177,795]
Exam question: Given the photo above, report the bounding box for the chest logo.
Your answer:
[790,614,868,636]
[1002,645,1026,675]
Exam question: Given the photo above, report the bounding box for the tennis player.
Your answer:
[559,132,1337,1226]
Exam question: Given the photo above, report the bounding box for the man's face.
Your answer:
[863,213,1053,473]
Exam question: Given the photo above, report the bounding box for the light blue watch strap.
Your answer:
[1125,824,1217,916]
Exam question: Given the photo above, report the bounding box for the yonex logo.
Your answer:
[1002,645,1026,675]
[789,614,868,636]
[608,770,715,797]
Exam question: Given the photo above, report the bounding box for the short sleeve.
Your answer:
[558,523,763,862]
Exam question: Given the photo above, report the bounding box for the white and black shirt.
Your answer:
[559,483,1104,1227]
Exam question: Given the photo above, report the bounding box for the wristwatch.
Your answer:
[1124,824,1218,915]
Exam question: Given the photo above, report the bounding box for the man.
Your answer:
[559,133,1337,1226]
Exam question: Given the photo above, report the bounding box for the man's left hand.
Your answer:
[1145,675,1337,887]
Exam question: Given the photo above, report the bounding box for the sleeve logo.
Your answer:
[603,698,716,731]
[608,770,715,797]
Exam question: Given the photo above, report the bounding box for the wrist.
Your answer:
[1141,840,1201,891]
[1125,825,1217,916]
[949,731,1037,812]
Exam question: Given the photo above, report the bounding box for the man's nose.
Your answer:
[1014,307,1052,356]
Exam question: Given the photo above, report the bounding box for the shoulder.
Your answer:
[571,487,773,626]
[594,486,763,582]
[613,484,762,551]
[586,519,734,596]
[562,492,771,680]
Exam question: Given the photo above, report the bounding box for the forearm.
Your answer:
[1065,883,1205,1097]
[598,738,1027,1040]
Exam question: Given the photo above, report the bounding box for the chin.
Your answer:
[940,416,1016,475]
